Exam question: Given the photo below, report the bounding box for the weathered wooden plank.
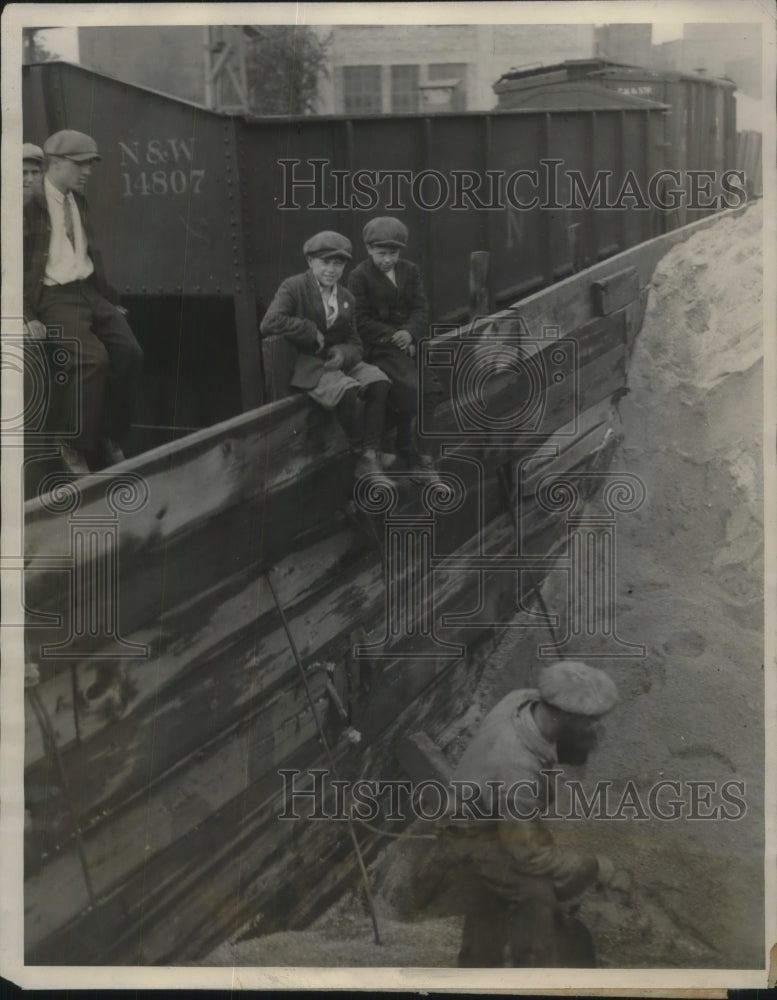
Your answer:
[169,573,515,961]
[396,731,454,784]
[26,553,386,829]
[24,526,374,766]
[28,542,514,965]
[499,206,748,334]
[24,509,521,959]
[592,266,639,315]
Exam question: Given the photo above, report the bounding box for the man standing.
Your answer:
[23,129,143,474]
[22,143,44,205]
[441,660,619,967]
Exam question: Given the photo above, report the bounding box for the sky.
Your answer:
[36,27,79,61]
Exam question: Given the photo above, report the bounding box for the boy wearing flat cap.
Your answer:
[23,143,44,205]
[260,231,393,483]
[348,217,444,474]
[435,660,619,967]
[24,129,143,475]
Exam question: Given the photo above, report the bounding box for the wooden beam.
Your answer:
[468,250,490,320]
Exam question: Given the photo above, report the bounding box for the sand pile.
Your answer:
[202,204,764,969]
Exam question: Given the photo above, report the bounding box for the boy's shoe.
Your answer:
[354,448,393,489]
[98,437,126,467]
[408,453,446,488]
[57,439,90,476]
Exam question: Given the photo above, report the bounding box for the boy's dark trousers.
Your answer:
[367,342,444,458]
[335,381,390,451]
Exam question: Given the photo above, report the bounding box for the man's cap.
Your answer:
[22,143,44,163]
[363,217,408,248]
[538,660,618,716]
[43,130,101,162]
[303,231,352,260]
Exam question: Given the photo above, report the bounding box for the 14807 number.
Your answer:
[121,169,205,196]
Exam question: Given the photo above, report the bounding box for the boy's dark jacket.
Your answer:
[23,187,117,322]
[347,257,429,351]
[260,270,363,390]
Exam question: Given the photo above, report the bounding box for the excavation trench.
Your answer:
[202,203,764,969]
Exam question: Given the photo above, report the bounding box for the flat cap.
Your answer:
[538,660,618,716]
[303,231,352,260]
[22,143,44,163]
[363,216,408,248]
[44,130,101,162]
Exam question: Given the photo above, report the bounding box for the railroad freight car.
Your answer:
[21,59,740,464]
[493,58,738,229]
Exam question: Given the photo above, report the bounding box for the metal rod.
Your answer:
[265,569,383,946]
[70,665,81,746]
[530,576,563,660]
[27,686,96,908]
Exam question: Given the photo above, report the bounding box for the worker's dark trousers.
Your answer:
[36,278,143,452]
[459,876,560,967]
[335,381,390,452]
[439,826,597,968]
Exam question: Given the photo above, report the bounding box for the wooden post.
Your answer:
[469,250,490,321]
[228,120,263,412]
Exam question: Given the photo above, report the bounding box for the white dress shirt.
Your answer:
[43,176,94,286]
[317,282,339,328]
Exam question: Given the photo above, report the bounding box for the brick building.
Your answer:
[78,23,595,114]
[77,22,761,117]
[317,23,594,113]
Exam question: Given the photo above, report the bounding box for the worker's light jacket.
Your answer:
[448,689,599,898]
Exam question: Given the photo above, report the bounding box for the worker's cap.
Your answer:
[538,660,618,716]
[363,216,408,248]
[44,130,101,162]
[303,231,352,261]
[22,143,44,163]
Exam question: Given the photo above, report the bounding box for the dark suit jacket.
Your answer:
[347,258,429,352]
[23,187,116,322]
[260,270,364,390]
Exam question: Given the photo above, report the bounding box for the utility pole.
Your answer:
[203,25,259,113]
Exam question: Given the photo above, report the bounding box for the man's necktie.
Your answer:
[63,196,76,249]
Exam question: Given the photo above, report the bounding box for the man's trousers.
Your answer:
[36,278,143,453]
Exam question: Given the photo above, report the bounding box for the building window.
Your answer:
[427,62,468,111]
[343,65,382,114]
[391,64,420,113]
